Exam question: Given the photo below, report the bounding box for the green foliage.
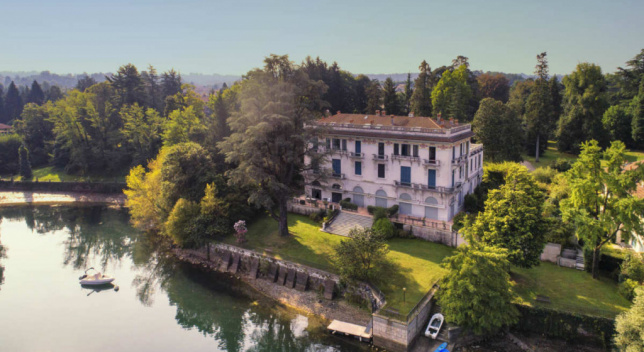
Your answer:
[165,198,201,248]
[339,198,358,211]
[438,244,519,335]
[476,73,510,103]
[557,63,609,153]
[372,207,388,221]
[27,80,45,105]
[618,279,640,301]
[13,103,53,167]
[465,165,546,268]
[451,211,474,232]
[120,103,163,166]
[632,81,644,148]
[531,166,558,184]
[542,217,575,247]
[621,252,644,284]
[4,81,23,123]
[18,144,32,180]
[334,228,389,282]
[603,104,634,147]
[614,287,644,351]
[162,105,206,146]
[550,158,572,172]
[0,133,22,175]
[387,204,399,217]
[410,60,433,117]
[524,52,553,159]
[382,77,401,115]
[372,217,396,239]
[431,65,472,121]
[561,140,644,278]
[160,142,216,205]
[472,98,523,162]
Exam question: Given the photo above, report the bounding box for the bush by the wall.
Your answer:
[512,305,615,348]
[339,198,358,211]
[618,279,640,301]
[387,204,399,217]
[532,166,558,184]
[551,158,572,172]
[372,218,396,239]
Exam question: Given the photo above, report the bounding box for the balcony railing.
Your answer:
[349,152,364,159]
[372,154,388,161]
[394,180,414,188]
[331,173,345,179]
[423,159,440,167]
[392,154,420,162]
[451,155,468,166]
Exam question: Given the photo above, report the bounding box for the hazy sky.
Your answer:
[1,0,643,76]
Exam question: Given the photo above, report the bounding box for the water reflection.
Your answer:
[0,206,363,352]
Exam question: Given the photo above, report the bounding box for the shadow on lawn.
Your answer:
[371,256,424,315]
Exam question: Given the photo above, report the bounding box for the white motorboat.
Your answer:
[79,268,115,286]
[424,313,444,339]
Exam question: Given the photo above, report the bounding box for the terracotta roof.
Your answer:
[0,123,12,130]
[625,160,644,199]
[317,113,447,130]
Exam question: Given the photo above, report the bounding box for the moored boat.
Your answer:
[425,313,444,339]
[79,268,115,285]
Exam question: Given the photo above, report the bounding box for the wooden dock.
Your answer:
[327,320,372,342]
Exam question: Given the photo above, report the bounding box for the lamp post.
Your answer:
[403,287,406,304]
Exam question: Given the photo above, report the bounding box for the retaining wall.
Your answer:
[0,180,126,194]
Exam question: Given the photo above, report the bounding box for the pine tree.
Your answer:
[75,74,97,92]
[382,77,400,115]
[365,80,382,114]
[524,52,553,162]
[27,80,45,105]
[403,73,413,114]
[632,80,644,148]
[19,144,33,180]
[409,61,432,116]
[0,85,5,123]
[4,81,23,123]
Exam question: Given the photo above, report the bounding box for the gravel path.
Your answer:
[0,191,126,207]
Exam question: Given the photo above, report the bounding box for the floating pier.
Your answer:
[327,320,372,342]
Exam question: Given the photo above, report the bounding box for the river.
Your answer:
[0,206,367,352]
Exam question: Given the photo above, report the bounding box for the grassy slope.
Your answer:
[523,140,644,168]
[225,213,630,318]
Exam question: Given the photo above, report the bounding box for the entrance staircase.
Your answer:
[324,211,374,237]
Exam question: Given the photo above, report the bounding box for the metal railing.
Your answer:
[451,154,468,166]
[310,121,472,136]
[392,154,420,162]
[349,152,364,158]
[330,173,345,179]
[372,154,388,161]
[423,159,440,167]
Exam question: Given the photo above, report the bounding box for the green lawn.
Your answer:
[522,140,644,169]
[4,166,126,182]
[228,213,630,318]
[512,262,631,318]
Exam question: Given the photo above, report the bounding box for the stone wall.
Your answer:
[541,243,562,263]
[0,180,125,194]
[287,202,322,216]
[404,224,464,247]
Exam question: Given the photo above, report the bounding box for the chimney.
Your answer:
[408,112,414,117]
[381,110,386,116]
[375,109,380,116]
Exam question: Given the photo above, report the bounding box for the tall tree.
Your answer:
[438,243,519,335]
[161,69,182,102]
[4,81,23,123]
[632,80,644,148]
[27,81,45,105]
[614,287,644,352]
[120,103,163,166]
[615,49,644,101]
[465,164,546,268]
[334,228,389,282]
[409,61,432,116]
[219,55,327,237]
[142,65,163,113]
[477,73,510,103]
[365,79,382,114]
[472,98,524,162]
[18,144,32,180]
[603,105,635,147]
[560,140,644,279]
[14,103,53,167]
[75,75,97,92]
[382,77,401,115]
[403,73,413,114]
[508,79,535,116]
[557,63,609,153]
[525,53,553,161]
[46,85,64,102]
[108,63,146,107]
[0,85,5,123]
[353,74,371,114]
[431,65,472,121]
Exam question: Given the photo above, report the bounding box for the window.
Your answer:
[428,169,436,188]
[332,159,341,175]
[394,143,400,155]
[378,142,385,156]
[341,139,347,151]
[378,164,385,178]
[375,190,387,208]
[429,146,436,161]
[452,170,455,187]
[332,138,340,150]
[399,193,412,215]
[466,141,470,154]
[459,166,462,178]
[355,140,361,155]
[326,138,330,150]
[460,143,463,156]
[355,161,362,175]
[452,146,456,159]
[401,144,410,156]
[413,145,419,157]
[312,139,319,152]
[400,166,411,185]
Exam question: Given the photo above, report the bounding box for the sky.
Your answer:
[1,0,643,76]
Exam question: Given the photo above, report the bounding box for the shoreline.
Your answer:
[0,191,126,207]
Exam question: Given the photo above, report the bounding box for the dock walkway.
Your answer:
[327,320,372,341]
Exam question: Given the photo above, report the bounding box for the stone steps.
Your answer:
[324,211,374,237]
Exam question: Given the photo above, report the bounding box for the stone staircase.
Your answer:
[575,249,585,271]
[324,211,374,237]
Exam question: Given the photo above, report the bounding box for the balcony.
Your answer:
[349,152,364,159]
[451,154,467,166]
[372,154,388,161]
[331,173,345,179]
[392,154,420,163]
[423,159,440,168]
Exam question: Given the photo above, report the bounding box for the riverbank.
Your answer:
[0,191,126,207]
[173,247,372,328]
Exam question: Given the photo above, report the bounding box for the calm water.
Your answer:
[0,206,366,352]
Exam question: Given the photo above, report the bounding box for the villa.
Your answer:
[618,160,644,252]
[304,110,483,225]
[0,123,13,135]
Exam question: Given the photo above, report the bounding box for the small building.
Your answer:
[617,160,644,252]
[304,111,483,224]
[0,123,13,135]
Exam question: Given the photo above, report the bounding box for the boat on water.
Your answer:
[425,313,444,339]
[433,342,449,352]
[79,267,115,286]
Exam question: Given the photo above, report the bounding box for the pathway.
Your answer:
[324,211,374,237]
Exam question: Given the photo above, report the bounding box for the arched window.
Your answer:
[424,197,438,205]
[375,190,387,197]
[375,189,387,208]
[399,193,412,215]
[424,197,439,220]
[352,186,365,207]
[399,193,412,201]
[353,186,364,194]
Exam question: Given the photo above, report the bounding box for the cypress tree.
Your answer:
[383,77,401,115]
[632,80,644,148]
[4,82,22,123]
[409,61,432,116]
[0,85,5,123]
[27,80,45,105]
[403,73,413,115]
[19,144,33,180]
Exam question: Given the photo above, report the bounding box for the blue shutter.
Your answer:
[332,159,341,175]
[355,140,361,154]
[355,161,362,175]
[428,169,436,188]
[401,166,411,185]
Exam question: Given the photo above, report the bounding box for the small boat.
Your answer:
[433,342,449,352]
[79,267,115,286]
[425,313,444,339]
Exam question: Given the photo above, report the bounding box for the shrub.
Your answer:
[366,205,377,214]
[0,134,22,175]
[532,166,558,184]
[334,228,389,282]
[373,207,388,221]
[618,279,640,301]
[621,252,644,283]
[308,208,326,223]
[339,198,358,211]
[387,204,399,217]
[451,212,474,232]
[551,158,572,172]
[463,193,479,213]
[372,218,396,239]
